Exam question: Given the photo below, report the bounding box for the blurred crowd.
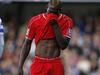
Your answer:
[0,10,100,75]
[62,11,100,75]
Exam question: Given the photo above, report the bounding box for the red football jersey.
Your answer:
[26,13,73,45]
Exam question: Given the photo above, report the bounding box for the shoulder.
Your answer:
[29,14,41,22]
[62,14,72,22]
[28,13,45,24]
[27,14,42,27]
[62,14,73,27]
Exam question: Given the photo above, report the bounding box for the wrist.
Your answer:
[52,25,58,29]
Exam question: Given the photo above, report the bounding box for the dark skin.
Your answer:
[18,39,32,75]
[18,16,70,75]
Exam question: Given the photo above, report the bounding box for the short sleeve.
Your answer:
[64,17,73,38]
[25,17,36,40]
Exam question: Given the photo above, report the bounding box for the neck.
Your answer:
[46,11,60,15]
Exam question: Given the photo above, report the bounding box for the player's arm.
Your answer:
[18,16,36,75]
[18,39,32,75]
[18,39,32,69]
[50,19,72,50]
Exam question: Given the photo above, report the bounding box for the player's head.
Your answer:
[47,0,61,14]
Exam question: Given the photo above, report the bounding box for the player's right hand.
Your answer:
[18,68,23,75]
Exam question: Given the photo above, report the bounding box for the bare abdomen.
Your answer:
[35,39,61,58]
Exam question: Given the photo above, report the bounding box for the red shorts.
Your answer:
[30,56,64,75]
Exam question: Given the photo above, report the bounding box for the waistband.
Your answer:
[33,56,61,62]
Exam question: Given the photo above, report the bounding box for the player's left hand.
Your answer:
[49,19,58,28]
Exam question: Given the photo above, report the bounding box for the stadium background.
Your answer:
[0,0,100,75]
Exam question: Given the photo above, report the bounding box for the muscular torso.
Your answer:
[35,39,61,58]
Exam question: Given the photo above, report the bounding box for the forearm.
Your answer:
[18,39,32,68]
[50,20,70,49]
[53,27,70,49]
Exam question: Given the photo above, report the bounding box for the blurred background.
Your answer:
[0,0,100,75]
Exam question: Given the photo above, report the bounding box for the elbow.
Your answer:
[59,42,69,50]
[61,38,70,50]
[61,45,68,50]
[60,40,70,50]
